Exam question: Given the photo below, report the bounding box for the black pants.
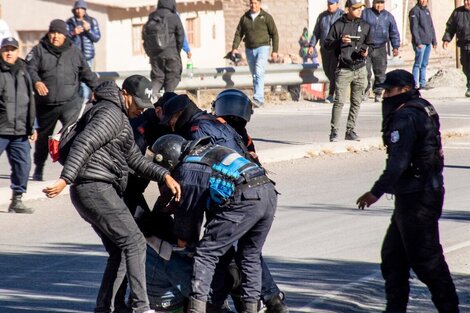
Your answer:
[150,55,182,96]
[320,46,338,97]
[460,47,470,89]
[34,97,82,168]
[366,45,388,95]
[381,188,459,313]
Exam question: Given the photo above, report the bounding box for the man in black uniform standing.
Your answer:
[442,0,470,97]
[356,69,459,313]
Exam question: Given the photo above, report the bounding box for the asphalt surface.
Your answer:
[1,84,469,206]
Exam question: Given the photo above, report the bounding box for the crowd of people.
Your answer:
[1,0,469,312]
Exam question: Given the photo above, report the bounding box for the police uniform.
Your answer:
[154,137,277,313]
[369,71,459,312]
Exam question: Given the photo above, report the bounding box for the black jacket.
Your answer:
[442,6,470,48]
[0,58,35,136]
[27,36,98,106]
[324,15,373,70]
[371,96,444,198]
[148,0,184,58]
[409,4,437,46]
[60,81,169,193]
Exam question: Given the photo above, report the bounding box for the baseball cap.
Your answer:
[346,0,366,8]
[1,37,19,49]
[122,75,154,109]
[328,0,340,4]
[160,95,191,125]
[376,70,416,89]
[154,91,178,108]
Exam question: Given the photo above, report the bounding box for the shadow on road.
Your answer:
[1,244,469,313]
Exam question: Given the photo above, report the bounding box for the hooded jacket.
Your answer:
[27,36,98,106]
[324,14,373,70]
[0,58,35,136]
[66,13,101,61]
[146,0,184,58]
[60,81,169,193]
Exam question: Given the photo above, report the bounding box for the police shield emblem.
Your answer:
[390,130,400,143]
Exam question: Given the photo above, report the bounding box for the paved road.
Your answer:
[1,136,470,312]
[1,85,469,204]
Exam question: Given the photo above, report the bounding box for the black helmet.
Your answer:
[149,134,189,171]
[212,89,253,122]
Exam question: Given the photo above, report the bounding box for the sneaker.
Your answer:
[362,89,370,102]
[329,131,338,142]
[253,99,264,108]
[374,93,382,103]
[345,130,360,141]
[465,89,470,97]
[325,95,334,103]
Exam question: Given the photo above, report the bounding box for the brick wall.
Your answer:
[223,0,309,59]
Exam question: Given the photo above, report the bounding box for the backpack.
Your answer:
[142,14,170,57]
[48,103,92,165]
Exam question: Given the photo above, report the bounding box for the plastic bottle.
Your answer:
[187,58,193,79]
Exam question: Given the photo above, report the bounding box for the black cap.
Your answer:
[154,91,178,108]
[376,69,416,89]
[49,19,68,36]
[1,37,19,49]
[122,75,154,109]
[160,95,191,125]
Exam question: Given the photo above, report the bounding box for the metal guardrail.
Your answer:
[97,63,327,91]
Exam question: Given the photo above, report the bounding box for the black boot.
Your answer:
[9,192,34,214]
[265,293,289,313]
[188,297,206,313]
[33,165,44,181]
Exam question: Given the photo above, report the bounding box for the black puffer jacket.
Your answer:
[60,81,169,193]
[27,36,98,106]
[0,58,35,136]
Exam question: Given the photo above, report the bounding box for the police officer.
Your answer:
[212,89,258,162]
[356,69,459,313]
[149,134,277,313]
[442,0,470,97]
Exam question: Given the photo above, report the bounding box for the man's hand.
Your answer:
[186,51,192,59]
[442,41,449,50]
[307,46,314,56]
[177,238,187,248]
[34,81,49,96]
[417,44,423,49]
[342,35,352,44]
[271,52,278,61]
[433,44,437,49]
[231,49,239,57]
[392,48,399,57]
[164,174,181,202]
[360,48,368,58]
[43,179,67,198]
[356,192,379,210]
[29,130,38,143]
[82,20,91,31]
[74,25,84,35]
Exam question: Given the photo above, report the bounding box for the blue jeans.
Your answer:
[246,46,270,103]
[412,44,432,88]
[146,247,192,310]
[0,135,31,193]
[80,59,94,102]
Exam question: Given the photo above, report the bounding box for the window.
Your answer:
[17,31,44,58]
[132,23,145,56]
[185,17,200,48]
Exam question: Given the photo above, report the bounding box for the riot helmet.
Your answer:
[149,134,189,171]
[212,89,253,122]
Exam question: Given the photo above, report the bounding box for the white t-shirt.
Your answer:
[250,11,260,21]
